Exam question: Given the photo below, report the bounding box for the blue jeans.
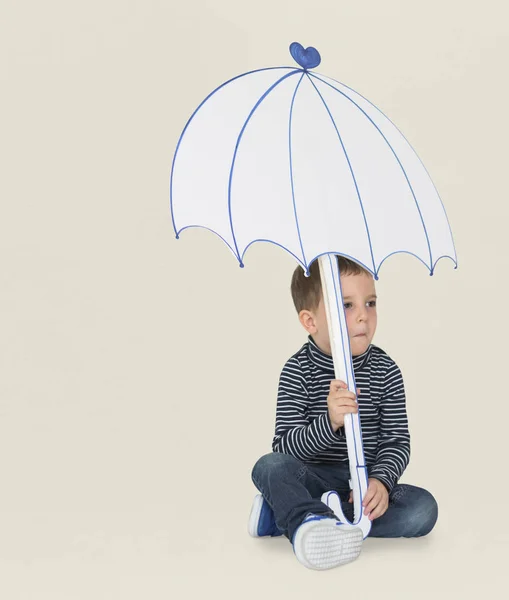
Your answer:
[252,452,438,542]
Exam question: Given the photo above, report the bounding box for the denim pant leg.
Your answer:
[251,452,338,541]
[368,484,438,537]
[335,483,439,538]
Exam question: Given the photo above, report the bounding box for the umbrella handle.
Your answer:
[318,254,372,539]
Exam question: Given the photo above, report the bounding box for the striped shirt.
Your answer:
[272,334,411,492]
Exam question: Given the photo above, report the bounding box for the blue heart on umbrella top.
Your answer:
[290,42,321,70]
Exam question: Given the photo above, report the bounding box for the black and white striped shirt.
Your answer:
[272,335,411,492]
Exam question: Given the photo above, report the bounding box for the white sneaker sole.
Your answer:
[248,494,264,537]
[293,519,363,570]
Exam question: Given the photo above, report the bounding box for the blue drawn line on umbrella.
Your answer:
[170,66,300,238]
[330,252,369,529]
[309,72,435,276]
[306,251,376,278]
[306,73,378,278]
[228,69,303,265]
[288,72,308,268]
[329,253,364,469]
[173,228,455,283]
[329,253,353,392]
[239,242,376,281]
[239,239,316,270]
[431,255,457,272]
[174,225,238,257]
[311,73,458,271]
[376,251,458,277]
[169,227,455,282]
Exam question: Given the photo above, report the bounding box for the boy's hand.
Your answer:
[348,478,389,521]
[327,379,359,432]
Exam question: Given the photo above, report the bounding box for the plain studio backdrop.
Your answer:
[1,1,507,598]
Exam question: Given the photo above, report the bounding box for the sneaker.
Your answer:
[248,494,283,537]
[292,514,363,570]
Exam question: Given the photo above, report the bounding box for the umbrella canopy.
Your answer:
[170,43,457,278]
[169,42,457,541]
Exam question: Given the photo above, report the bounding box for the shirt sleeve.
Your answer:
[272,357,345,461]
[368,361,411,493]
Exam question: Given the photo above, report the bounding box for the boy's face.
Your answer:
[299,271,378,356]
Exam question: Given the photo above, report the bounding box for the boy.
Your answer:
[249,256,438,570]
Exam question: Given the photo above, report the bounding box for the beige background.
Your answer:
[1,0,508,598]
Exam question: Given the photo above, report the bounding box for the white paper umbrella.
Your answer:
[170,42,457,539]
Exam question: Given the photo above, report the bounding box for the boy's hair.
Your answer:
[291,256,370,313]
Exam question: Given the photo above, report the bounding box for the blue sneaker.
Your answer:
[292,514,363,570]
[248,494,283,537]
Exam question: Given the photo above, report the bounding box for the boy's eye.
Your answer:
[343,301,377,309]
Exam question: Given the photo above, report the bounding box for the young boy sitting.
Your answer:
[249,256,438,570]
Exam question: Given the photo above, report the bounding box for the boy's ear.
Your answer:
[298,309,317,334]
